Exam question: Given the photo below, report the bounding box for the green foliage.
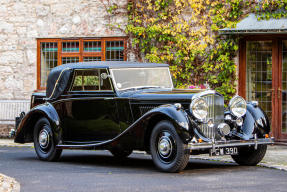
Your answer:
[107,0,287,101]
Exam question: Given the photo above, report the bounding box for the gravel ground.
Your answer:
[0,173,20,192]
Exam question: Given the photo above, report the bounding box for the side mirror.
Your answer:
[101,73,109,79]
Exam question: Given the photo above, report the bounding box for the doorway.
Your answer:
[240,37,287,142]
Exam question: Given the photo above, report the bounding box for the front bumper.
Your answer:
[188,137,274,150]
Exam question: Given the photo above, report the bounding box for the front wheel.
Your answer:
[231,145,267,166]
[33,117,62,161]
[150,120,190,172]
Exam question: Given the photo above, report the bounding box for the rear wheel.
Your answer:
[150,120,190,172]
[231,145,267,166]
[33,117,62,161]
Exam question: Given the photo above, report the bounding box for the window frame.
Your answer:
[37,37,127,90]
[69,68,114,93]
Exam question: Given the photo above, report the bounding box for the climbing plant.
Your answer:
[104,0,287,101]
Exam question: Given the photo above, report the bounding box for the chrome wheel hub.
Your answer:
[158,136,172,157]
[39,129,49,149]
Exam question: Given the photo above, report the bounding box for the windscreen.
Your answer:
[110,67,173,90]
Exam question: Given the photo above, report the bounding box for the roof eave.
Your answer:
[219,29,287,35]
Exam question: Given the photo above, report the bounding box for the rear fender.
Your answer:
[14,103,60,143]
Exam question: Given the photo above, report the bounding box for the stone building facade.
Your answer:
[0,0,129,137]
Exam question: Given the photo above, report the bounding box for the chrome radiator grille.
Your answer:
[199,94,224,139]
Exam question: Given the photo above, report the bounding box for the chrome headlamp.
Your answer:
[190,98,208,121]
[229,96,247,117]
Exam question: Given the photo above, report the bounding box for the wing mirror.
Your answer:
[100,73,112,86]
[101,73,111,80]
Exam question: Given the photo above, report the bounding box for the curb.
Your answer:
[0,174,20,192]
[0,143,33,148]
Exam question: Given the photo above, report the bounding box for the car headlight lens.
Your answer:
[190,98,208,121]
[229,96,247,117]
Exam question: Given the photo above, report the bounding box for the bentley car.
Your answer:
[14,61,274,172]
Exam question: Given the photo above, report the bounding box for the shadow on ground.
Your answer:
[25,150,241,173]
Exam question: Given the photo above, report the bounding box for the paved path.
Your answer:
[0,146,287,192]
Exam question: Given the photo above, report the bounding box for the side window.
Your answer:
[71,69,112,91]
[71,70,99,91]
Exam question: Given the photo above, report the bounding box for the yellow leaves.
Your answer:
[148,17,156,24]
[146,0,153,10]
[184,56,190,61]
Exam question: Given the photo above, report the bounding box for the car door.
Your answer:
[61,68,120,142]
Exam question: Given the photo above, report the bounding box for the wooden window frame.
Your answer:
[37,37,127,90]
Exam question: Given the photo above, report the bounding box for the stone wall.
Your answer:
[0,0,128,100]
[0,124,14,138]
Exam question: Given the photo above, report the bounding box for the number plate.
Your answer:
[209,147,238,156]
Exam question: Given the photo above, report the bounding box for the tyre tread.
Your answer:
[231,145,267,166]
[150,120,190,172]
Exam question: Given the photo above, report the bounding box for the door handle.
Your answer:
[269,88,274,97]
[278,88,282,99]
[268,89,275,101]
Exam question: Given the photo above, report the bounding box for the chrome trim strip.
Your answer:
[188,138,274,150]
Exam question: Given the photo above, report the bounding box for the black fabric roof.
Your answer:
[46,61,169,99]
[51,61,168,71]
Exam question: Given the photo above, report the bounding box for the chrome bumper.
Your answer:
[188,137,274,150]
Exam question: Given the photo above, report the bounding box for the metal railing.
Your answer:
[0,100,30,123]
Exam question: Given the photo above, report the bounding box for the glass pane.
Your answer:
[84,41,101,52]
[62,57,79,64]
[40,42,58,87]
[62,41,79,52]
[282,41,287,133]
[83,57,101,62]
[246,41,272,125]
[106,41,124,61]
[71,70,99,91]
[111,68,173,90]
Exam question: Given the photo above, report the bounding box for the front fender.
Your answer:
[14,102,61,143]
[146,104,192,143]
[240,103,270,140]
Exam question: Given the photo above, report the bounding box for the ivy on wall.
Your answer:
[105,0,287,101]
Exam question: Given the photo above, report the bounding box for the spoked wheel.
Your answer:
[150,120,190,172]
[33,117,62,161]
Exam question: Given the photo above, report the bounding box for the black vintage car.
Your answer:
[14,61,274,172]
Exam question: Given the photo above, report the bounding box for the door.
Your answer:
[245,40,274,131]
[242,38,287,142]
[279,40,287,141]
[61,69,120,142]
